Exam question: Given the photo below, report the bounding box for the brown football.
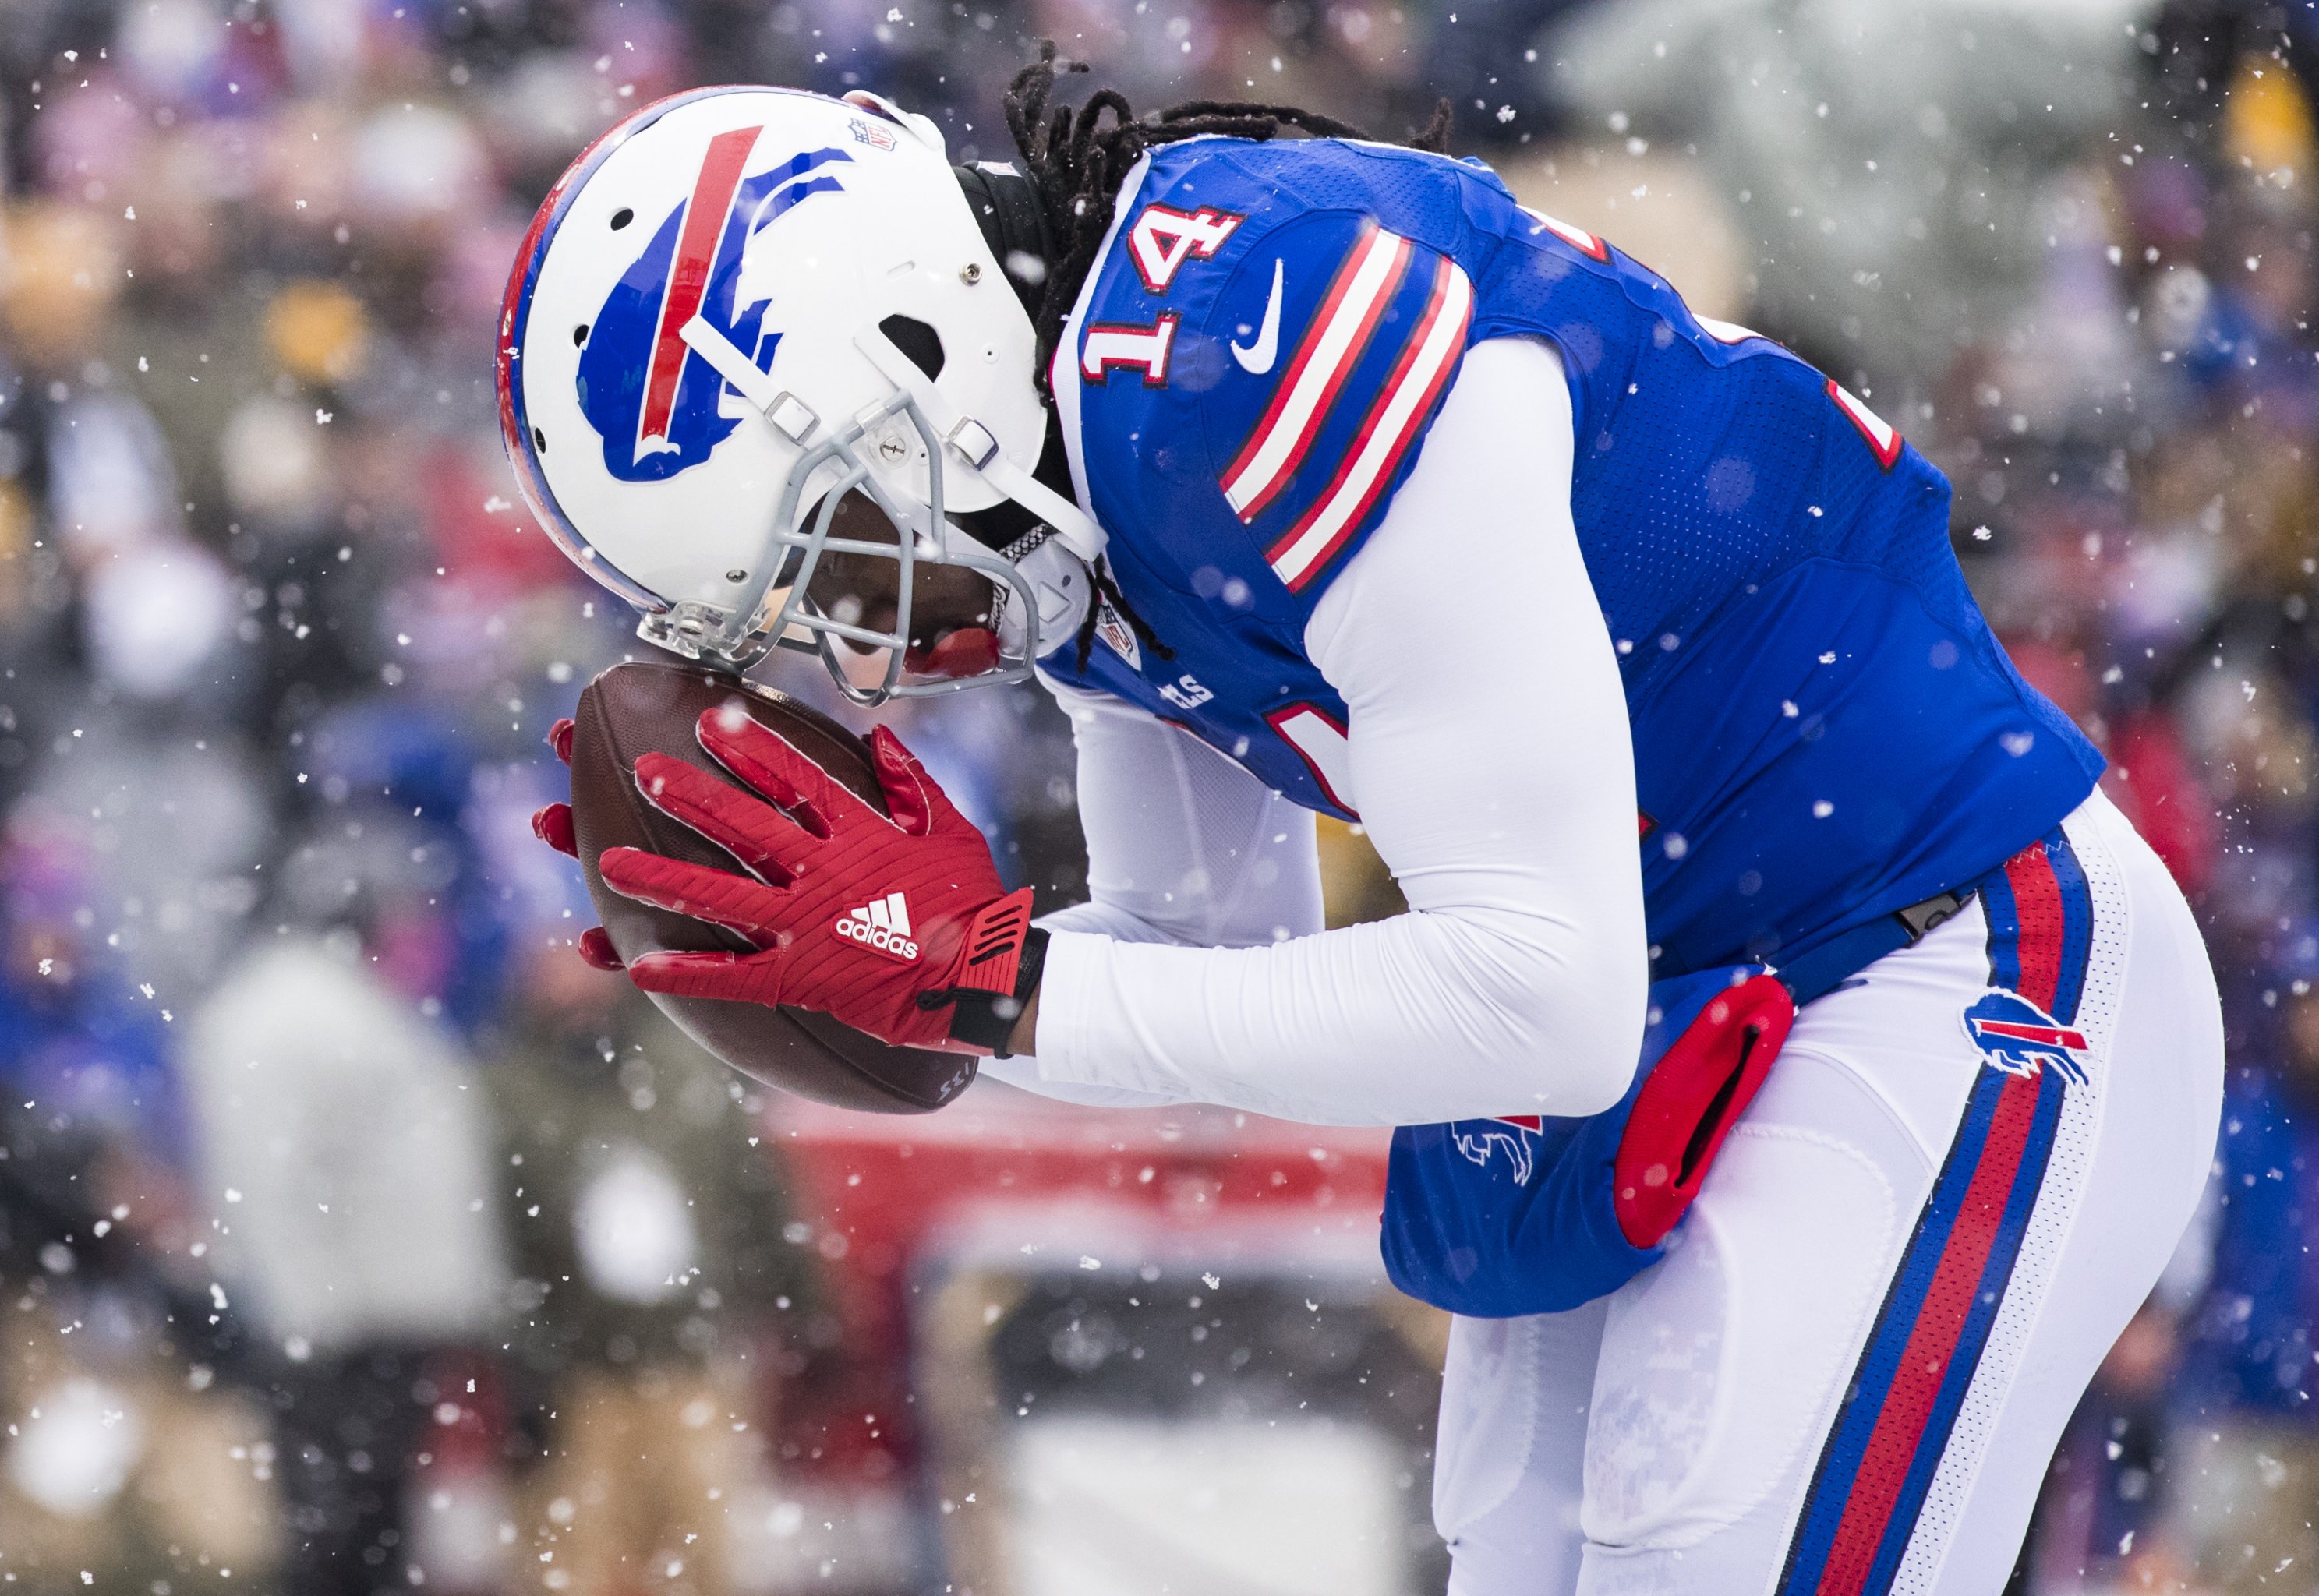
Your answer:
[567,659,975,1114]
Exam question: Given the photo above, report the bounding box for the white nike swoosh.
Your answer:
[1231,257,1285,375]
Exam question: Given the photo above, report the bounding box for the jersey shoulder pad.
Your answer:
[1071,143,1481,614]
[1199,208,1475,597]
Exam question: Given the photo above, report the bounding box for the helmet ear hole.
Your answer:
[878,315,946,380]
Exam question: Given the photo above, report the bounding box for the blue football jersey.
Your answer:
[1045,136,2101,978]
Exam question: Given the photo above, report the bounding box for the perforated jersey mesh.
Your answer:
[1055,682,1324,952]
[1494,265,1972,701]
[1058,136,2100,974]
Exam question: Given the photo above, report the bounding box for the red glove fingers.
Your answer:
[569,705,1030,1054]
[598,847,793,943]
[631,754,810,884]
[865,724,965,840]
[695,711,848,839]
[627,947,787,1007]
[577,926,624,971]
[541,723,611,972]
[532,801,578,858]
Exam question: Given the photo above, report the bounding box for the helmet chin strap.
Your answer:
[850,330,1104,559]
[680,314,811,436]
[687,305,1101,559]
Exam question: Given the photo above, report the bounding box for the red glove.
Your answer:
[593,708,1035,1054]
[535,719,624,973]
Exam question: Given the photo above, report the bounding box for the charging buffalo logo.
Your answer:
[575,131,851,482]
[1964,989,2089,1085]
[1451,1114,1544,1185]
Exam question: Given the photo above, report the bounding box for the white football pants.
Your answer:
[1432,788,2223,1596]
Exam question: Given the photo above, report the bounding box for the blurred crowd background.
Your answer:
[0,0,2312,1591]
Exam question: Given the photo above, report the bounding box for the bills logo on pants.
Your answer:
[1776,829,2092,1596]
[1963,989,2089,1085]
[1451,1114,1544,1185]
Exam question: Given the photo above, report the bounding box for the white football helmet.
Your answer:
[497,85,1099,703]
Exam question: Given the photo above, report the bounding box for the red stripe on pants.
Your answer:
[2002,846,2064,1014]
[1812,1070,2045,1596]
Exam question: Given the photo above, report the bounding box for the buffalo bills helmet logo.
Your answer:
[575,132,852,483]
[1964,989,2089,1084]
[1451,1115,1544,1185]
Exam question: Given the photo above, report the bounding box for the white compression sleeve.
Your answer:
[1038,680,1327,952]
[1014,336,1649,1126]
[977,680,1326,1107]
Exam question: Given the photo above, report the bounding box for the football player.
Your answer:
[502,55,2224,1596]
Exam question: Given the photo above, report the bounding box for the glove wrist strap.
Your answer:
[939,920,1048,1056]
[911,888,1043,1055]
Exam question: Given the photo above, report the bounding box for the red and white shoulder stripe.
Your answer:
[1827,380,1903,469]
[1219,224,1416,524]
[1264,250,1473,592]
[1517,206,1609,263]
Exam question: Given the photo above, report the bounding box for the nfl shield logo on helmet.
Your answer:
[575,133,854,484]
[1963,989,2089,1084]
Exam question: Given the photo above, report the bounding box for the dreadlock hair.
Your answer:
[1002,41,1453,394]
[1003,44,1451,675]
[1074,554,1176,676]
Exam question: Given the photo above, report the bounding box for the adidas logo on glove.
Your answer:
[836,892,921,962]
